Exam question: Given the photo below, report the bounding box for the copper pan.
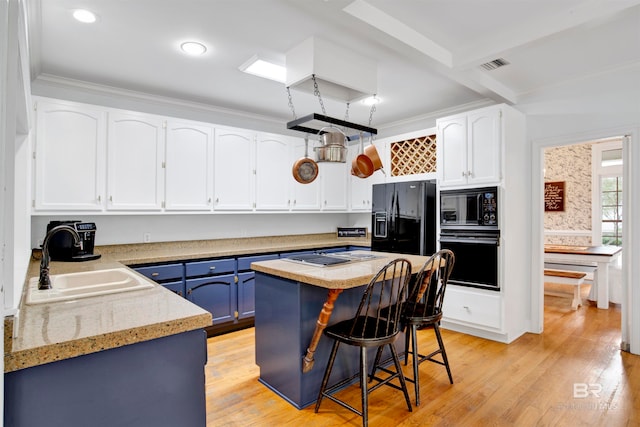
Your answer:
[351,135,374,178]
[364,143,383,171]
[292,136,318,184]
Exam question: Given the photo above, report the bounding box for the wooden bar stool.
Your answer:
[373,249,455,406]
[314,258,413,427]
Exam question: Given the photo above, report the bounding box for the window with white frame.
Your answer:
[592,140,623,246]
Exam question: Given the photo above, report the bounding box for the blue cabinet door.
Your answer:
[162,280,185,297]
[186,274,236,324]
[237,272,255,320]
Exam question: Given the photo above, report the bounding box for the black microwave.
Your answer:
[440,187,498,230]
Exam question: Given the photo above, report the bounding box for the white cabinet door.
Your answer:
[320,161,348,211]
[442,286,502,330]
[437,116,467,187]
[467,109,501,185]
[107,112,165,210]
[437,107,502,188]
[214,128,255,210]
[165,121,214,211]
[291,137,321,210]
[34,99,106,210]
[255,133,292,210]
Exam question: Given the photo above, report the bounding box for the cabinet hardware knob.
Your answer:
[97,195,101,203]
[463,305,470,310]
[468,170,472,176]
[208,198,212,204]
[109,195,113,202]
[151,272,159,277]
[209,266,216,270]
[187,289,192,295]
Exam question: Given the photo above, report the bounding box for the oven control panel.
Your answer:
[481,191,497,226]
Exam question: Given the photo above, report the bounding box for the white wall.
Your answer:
[31,213,371,247]
[517,63,640,353]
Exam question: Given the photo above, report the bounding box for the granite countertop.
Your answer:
[4,233,369,372]
[251,251,429,289]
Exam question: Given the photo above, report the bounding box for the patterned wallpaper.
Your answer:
[544,144,592,245]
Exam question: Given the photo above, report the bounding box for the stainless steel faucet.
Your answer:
[39,225,83,290]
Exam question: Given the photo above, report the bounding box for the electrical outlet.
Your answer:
[143,233,151,243]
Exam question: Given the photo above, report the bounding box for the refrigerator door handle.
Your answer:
[373,212,387,238]
[392,191,399,234]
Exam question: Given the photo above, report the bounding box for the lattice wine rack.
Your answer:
[390,135,437,176]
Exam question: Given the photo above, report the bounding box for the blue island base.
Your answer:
[255,272,403,409]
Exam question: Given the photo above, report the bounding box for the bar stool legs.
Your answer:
[405,321,453,406]
[315,340,412,427]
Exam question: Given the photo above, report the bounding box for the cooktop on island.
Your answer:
[285,252,380,267]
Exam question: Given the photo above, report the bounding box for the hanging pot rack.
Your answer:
[286,74,377,142]
[286,113,376,141]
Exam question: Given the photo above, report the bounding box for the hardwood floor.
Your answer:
[205,294,639,426]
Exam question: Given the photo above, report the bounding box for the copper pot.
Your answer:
[352,154,374,178]
[364,143,383,171]
[352,136,374,178]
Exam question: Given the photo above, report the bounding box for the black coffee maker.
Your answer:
[46,220,101,262]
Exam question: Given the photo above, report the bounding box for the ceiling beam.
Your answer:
[343,0,517,103]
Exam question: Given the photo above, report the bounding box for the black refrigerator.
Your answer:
[371,180,436,256]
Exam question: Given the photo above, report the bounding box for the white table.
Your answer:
[544,245,622,309]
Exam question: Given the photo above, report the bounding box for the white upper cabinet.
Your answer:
[320,161,348,211]
[165,120,214,211]
[437,116,467,187]
[255,133,293,210]
[214,128,255,210]
[34,99,106,211]
[107,112,165,210]
[466,109,501,185]
[437,105,502,188]
[290,137,321,211]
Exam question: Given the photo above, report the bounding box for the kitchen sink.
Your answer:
[26,268,154,305]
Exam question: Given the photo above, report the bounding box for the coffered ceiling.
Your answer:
[26,0,640,130]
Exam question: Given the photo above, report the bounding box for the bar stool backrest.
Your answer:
[406,250,455,319]
[346,258,412,340]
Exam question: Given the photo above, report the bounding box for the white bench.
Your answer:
[544,262,596,283]
[544,269,587,309]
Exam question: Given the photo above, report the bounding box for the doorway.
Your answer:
[532,132,634,352]
[542,138,624,306]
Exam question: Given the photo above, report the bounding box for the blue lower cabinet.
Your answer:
[134,263,184,282]
[186,274,237,324]
[162,280,185,297]
[237,272,255,320]
[185,258,235,277]
[237,254,278,321]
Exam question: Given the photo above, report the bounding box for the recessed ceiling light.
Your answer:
[73,9,97,23]
[180,41,207,56]
[239,55,286,83]
[362,95,381,105]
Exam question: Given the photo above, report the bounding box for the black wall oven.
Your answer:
[439,187,500,291]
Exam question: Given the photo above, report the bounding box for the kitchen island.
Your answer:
[251,251,430,409]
